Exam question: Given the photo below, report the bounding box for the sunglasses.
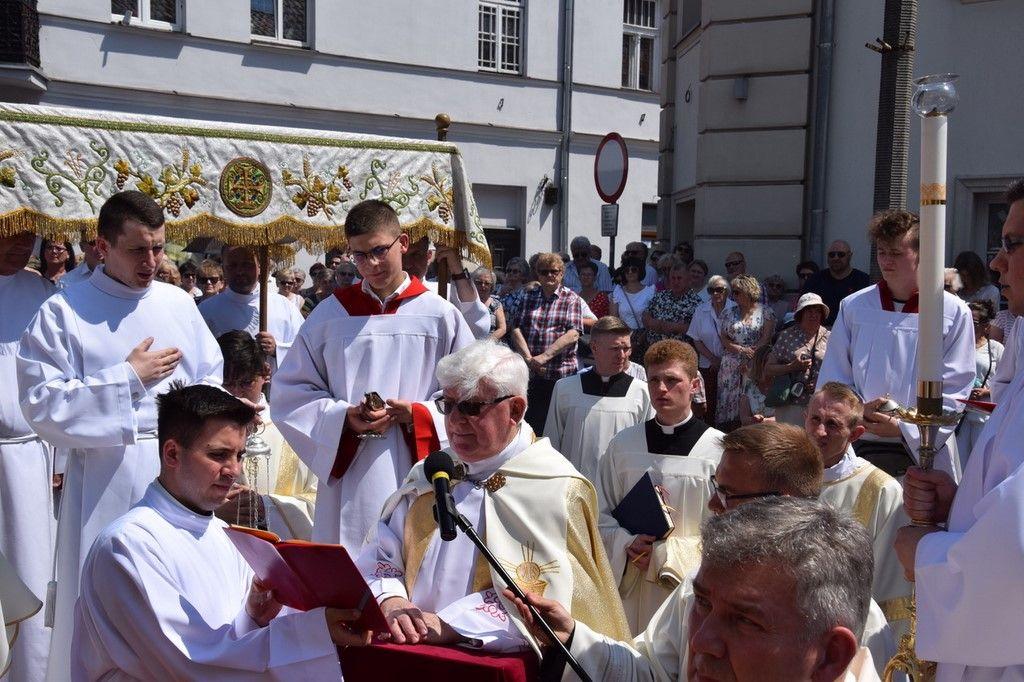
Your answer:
[725,260,744,268]
[434,395,513,416]
[199,276,221,284]
[707,286,726,294]
[538,269,562,276]
[827,251,849,259]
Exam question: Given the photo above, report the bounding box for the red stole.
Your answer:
[877,279,919,314]
[330,276,439,480]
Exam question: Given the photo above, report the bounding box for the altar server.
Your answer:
[358,340,630,658]
[596,339,722,634]
[199,245,304,371]
[809,383,912,637]
[896,179,1024,681]
[72,383,367,680]
[271,199,474,554]
[546,316,652,481]
[819,210,974,480]
[509,498,881,682]
[17,191,224,681]
[0,231,55,682]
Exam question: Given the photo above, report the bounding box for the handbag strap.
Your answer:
[980,338,993,387]
[622,288,644,329]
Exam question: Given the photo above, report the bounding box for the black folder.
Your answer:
[610,471,674,539]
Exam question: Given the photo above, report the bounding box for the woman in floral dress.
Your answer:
[642,262,701,344]
[716,275,776,431]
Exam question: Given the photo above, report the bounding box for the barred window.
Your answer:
[251,0,308,45]
[478,1,522,75]
[111,0,180,29]
[622,0,657,90]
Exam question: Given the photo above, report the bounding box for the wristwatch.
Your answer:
[450,270,470,281]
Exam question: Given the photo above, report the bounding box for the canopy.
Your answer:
[0,104,490,267]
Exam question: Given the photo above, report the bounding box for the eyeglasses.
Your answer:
[725,260,744,268]
[199,276,221,284]
[707,286,726,294]
[538,269,562,277]
[710,475,781,508]
[435,395,513,416]
[1000,235,1024,255]
[827,251,849,259]
[348,234,402,265]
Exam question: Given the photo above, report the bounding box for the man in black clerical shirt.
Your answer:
[801,240,871,326]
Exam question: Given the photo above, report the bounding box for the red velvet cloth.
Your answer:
[340,643,538,682]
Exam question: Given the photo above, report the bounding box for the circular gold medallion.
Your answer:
[219,157,272,217]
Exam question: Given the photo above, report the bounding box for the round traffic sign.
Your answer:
[594,132,629,204]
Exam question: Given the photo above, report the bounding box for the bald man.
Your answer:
[801,240,870,326]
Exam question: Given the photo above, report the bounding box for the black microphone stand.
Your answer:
[434,491,593,682]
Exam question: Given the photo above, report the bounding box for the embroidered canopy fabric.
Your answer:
[0,104,490,266]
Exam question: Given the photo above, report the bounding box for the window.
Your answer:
[251,0,308,45]
[111,0,181,29]
[622,0,657,91]
[478,1,522,74]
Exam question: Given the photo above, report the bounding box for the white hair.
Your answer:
[436,340,529,402]
[707,274,729,291]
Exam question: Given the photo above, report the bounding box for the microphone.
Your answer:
[424,450,458,542]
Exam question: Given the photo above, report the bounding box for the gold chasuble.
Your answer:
[383,436,631,653]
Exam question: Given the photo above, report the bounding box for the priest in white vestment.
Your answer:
[819,210,974,481]
[199,245,304,372]
[271,200,474,554]
[807,383,912,640]
[0,232,56,682]
[403,236,491,339]
[896,184,1024,681]
[547,316,653,482]
[508,497,883,682]
[357,339,631,661]
[72,383,368,679]
[215,331,317,539]
[16,192,224,682]
[596,340,722,634]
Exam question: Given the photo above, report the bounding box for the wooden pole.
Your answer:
[435,113,451,300]
[259,245,270,333]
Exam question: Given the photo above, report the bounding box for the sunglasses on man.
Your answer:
[827,251,849,259]
[435,395,513,416]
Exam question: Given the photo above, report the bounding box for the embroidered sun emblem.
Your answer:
[499,542,559,597]
[219,157,273,217]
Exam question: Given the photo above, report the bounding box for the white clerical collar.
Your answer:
[222,284,260,304]
[656,413,693,434]
[146,479,215,534]
[462,422,534,480]
[361,272,411,306]
[823,445,859,483]
[91,265,152,300]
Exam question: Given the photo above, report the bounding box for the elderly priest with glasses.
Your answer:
[357,339,630,661]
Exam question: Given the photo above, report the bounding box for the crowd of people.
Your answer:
[0,179,1022,681]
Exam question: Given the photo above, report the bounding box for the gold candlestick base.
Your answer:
[883,595,937,682]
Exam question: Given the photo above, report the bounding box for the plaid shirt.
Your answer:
[512,285,583,380]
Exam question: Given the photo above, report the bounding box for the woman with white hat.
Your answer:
[763,293,831,426]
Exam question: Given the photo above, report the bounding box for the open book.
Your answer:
[225,525,388,632]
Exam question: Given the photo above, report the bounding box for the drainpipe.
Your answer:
[556,0,574,252]
[806,0,835,263]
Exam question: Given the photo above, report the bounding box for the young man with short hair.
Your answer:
[545,316,652,481]
[271,199,474,554]
[807,382,911,639]
[818,209,975,480]
[18,190,225,680]
[73,384,366,678]
[596,340,723,634]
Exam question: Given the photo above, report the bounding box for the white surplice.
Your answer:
[16,267,223,682]
[422,278,491,339]
[270,275,473,554]
[989,315,1022,403]
[914,360,1024,681]
[820,447,912,640]
[54,265,91,291]
[358,425,535,652]
[818,285,975,480]
[72,481,339,680]
[0,269,55,682]
[198,285,304,368]
[597,417,723,634]
[565,575,889,681]
[545,372,653,482]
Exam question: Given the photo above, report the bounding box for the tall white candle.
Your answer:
[917,114,947,385]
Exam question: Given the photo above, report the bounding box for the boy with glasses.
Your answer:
[800,240,870,326]
[271,199,474,555]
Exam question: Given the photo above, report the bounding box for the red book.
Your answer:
[957,398,997,414]
[224,525,388,632]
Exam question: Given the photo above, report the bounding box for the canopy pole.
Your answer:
[435,113,451,300]
[259,245,270,333]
